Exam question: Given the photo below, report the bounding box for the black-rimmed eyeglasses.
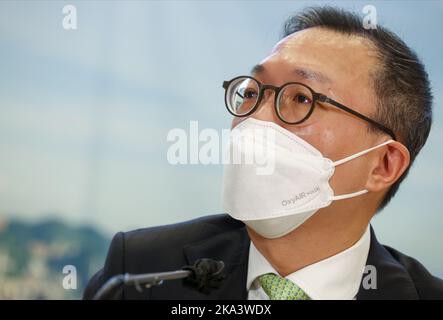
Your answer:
[222,75,396,140]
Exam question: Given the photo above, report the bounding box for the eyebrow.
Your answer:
[250,63,332,84]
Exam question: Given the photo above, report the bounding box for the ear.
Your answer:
[366,141,410,192]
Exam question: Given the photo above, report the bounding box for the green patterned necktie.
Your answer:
[258,273,311,300]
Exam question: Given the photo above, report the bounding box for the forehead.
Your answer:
[258,27,379,89]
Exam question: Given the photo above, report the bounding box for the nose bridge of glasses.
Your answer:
[259,84,280,103]
[249,84,282,123]
[260,84,280,93]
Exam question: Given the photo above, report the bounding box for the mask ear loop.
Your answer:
[329,139,394,201]
[332,139,394,167]
[331,189,368,201]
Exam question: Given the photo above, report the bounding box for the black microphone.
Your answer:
[92,258,225,300]
[182,258,226,294]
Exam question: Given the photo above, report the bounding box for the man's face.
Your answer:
[231,27,388,197]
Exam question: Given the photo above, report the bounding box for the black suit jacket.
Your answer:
[83,214,443,300]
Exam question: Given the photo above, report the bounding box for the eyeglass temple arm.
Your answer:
[320,95,396,140]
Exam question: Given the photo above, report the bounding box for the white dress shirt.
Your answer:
[247,225,371,300]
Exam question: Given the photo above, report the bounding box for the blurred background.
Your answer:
[0,0,442,299]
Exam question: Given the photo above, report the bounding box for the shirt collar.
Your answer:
[246,225,371,300]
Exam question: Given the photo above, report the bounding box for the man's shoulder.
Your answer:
[113,214,246,268]
[383,244,443,299]
[122,213,245,246]
[82,214,245,299]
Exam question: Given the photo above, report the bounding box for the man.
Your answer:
[84,6,443,300]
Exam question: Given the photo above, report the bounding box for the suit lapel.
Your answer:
[163,220,417,300]
[183,225,251,299]
[184,224,419,300]
[356,226,418,299]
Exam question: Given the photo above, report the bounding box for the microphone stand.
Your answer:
[93,270,192,300]
[92,259,225,300]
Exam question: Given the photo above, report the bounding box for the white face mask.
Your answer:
[222,118,394,239]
